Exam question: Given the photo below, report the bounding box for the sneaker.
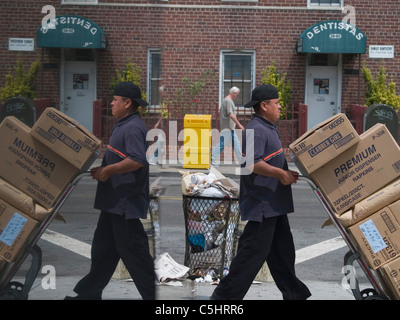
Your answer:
[211,162,219,168]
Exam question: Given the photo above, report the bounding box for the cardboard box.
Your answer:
[0,178,51,221]
[379,257,400,300]
[311,124,400,215]
[0,116,79,209]
[338,178,400,228]
[352,178,400,222]
[289,113,360,174]
[349,204,400,270]
[31,107,101,170]
[0,199,38,262]
[0,178,34,215]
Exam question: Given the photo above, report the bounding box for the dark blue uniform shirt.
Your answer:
[240,114,294,221]
[94,111,149,219]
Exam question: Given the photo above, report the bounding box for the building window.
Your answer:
[61,0,98,4]
[147,49,162,108]
[221,0,258,2]
[308,0,342,6]
[221,50,255,107]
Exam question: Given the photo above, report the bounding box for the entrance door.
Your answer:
[63,60,96,132]
[306,66,338,129]
[305,53,341,129]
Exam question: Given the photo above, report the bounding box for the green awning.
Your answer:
[296,20,366,54]
[37,15,107,49]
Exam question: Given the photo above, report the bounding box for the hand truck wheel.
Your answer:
[0,281,25,300]
[360,288,385,300]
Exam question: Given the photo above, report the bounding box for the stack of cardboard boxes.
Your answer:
[0,108,101,263]
[290,113,400,300]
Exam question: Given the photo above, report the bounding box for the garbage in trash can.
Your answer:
[181,167,240,278]
[182,114,212,169]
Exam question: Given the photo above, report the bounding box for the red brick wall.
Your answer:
[0,0,399,114]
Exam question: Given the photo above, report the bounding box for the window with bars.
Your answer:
[147,49,162,108]
[61,0,98,4]
[308,0,342,6]
[221,51,255,107]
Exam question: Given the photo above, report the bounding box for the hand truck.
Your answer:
[298,174,391,300]
[0,171,90,300]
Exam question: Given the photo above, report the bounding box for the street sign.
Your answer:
[8,38,35,51]
[369,45,394,59]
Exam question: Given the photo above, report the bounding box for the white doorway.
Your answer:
[61,49,96,132]
[305,54,342,129]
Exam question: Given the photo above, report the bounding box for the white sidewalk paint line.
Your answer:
[42,230,346,264]
[41,229,91,259]
[295,236,346,264]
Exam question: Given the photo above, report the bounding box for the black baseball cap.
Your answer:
[114,81,148,106]
[244,84,279,108]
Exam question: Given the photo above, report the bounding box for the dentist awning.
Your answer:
[37,15,107,49]
[296,20,366,54]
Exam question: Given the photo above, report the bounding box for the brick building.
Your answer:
[0,0,399,137]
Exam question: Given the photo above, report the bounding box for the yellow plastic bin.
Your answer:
[183,114,212,169]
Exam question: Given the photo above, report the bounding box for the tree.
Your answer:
[0,56,41,103]
[109,60,147,115]
[110,60,145,98]
[362,60,400,110]
[165,70,216,114]
[260,62,292,119]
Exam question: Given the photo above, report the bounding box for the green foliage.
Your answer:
[160,102,169,119]
[110,60,147,115]
[0,56,41,103]
[362,60,400,110]
[261,62,292,119]
[165,70,216,113]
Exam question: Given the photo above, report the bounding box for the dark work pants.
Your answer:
[213,214,311,300]
[73,211,156,300]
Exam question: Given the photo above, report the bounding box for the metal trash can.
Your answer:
[182,194,240,278]
[146,195,160,258]
[363,103,398,140]
[0,97,37,127]
[182,114,212,169]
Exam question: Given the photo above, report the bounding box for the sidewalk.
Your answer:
[24,275,356,300]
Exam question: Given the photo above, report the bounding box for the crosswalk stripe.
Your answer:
[295,236,346,264]
[41,229,347,264]
[41,229,91,259]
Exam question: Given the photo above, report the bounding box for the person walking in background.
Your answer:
[148,115,164,165]
[211,84,311,300]
[65,82,156,300]
[211,86,244,167]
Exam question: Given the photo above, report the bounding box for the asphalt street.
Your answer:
[5,161,374,301]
